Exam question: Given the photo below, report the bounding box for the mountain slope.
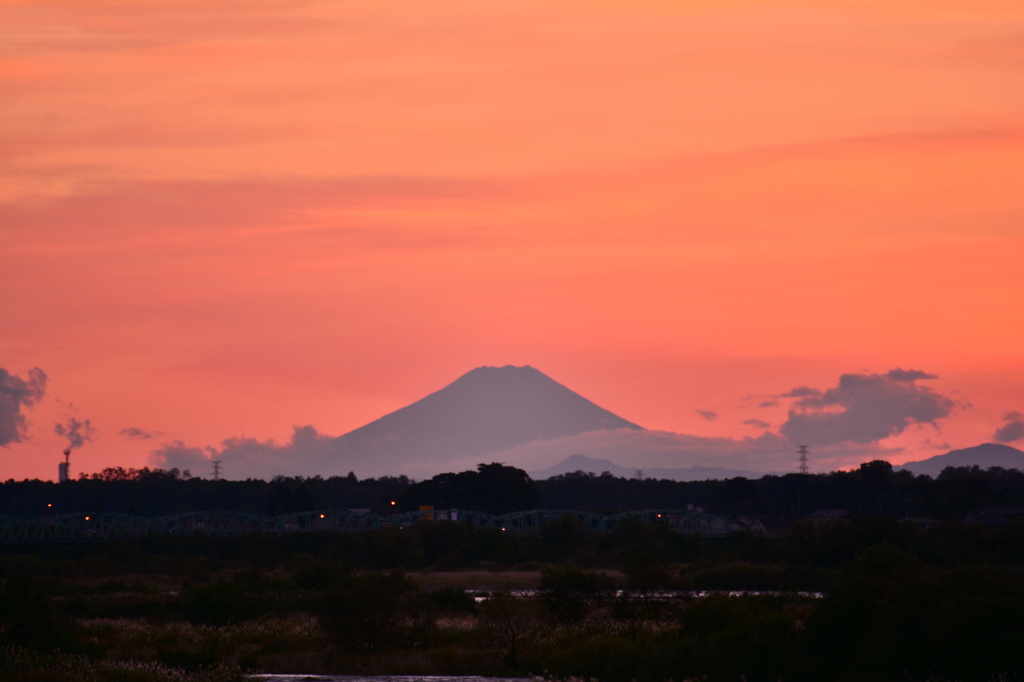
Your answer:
[333,365,642,473]
[529,454,774,481]
[897,443,1024,477]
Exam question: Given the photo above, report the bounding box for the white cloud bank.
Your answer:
[150,424,901,481]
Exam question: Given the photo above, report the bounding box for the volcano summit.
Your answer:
[331,365,643,474]
[152,365,648,479]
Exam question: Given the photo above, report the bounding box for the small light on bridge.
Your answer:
[320,514,325,519]
[501,527,506,531]
[47,503,52,508]
[84,516,90,520]
[390,501,396,505]
[657,514,662,518]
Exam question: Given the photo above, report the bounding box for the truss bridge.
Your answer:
[0,508,730,543]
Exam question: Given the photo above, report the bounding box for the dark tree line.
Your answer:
[2,460,1022,521]
[0,468,410,518]
[536,461,1024,520]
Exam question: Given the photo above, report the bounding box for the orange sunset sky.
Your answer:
[2,0,1023,480]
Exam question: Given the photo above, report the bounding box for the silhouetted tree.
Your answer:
[399,463,539,514]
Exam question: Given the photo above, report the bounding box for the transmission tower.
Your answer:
[211,460,222,481]
[796,446,810,475]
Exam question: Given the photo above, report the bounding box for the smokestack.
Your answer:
[58,448,70,483]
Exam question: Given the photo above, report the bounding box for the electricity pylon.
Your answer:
[797,446,810,475]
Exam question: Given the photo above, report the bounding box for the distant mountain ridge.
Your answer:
[896,443,1024,477]
[530,454,774,481]
[332,365,643,474]
[158,364,1024,481]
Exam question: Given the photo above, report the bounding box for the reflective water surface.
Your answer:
[249,677,535,682]
[469,589,823,601]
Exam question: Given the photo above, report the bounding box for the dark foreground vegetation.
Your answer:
[2,510,1024,681]
[3,461,1024,680]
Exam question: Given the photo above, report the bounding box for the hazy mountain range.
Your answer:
[154,365,1024,480]
[896,443,1024,478]
[529,454,777,481]
[535,446,1024,481]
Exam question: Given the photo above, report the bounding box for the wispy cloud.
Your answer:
[120,427,154,440]
[1,177,503,239]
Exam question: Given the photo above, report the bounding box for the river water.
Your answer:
[472,589,823,601]
[249,677,535,682]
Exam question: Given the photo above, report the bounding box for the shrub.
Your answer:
[540,564,617,623]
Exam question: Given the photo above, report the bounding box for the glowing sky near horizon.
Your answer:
[1,0,1023,480]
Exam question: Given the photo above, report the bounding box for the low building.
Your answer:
[729,515,767,536]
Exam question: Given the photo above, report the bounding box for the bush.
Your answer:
[0,576,79,653]
[540,563,617,623]
[428,587,476,613]
[179,571,288,625]
[318,570,431,652]
[800,556,1024,681]
[474,589,553,670]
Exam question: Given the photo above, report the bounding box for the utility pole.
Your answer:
[797,446,810,475]
[211,461,222,481]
